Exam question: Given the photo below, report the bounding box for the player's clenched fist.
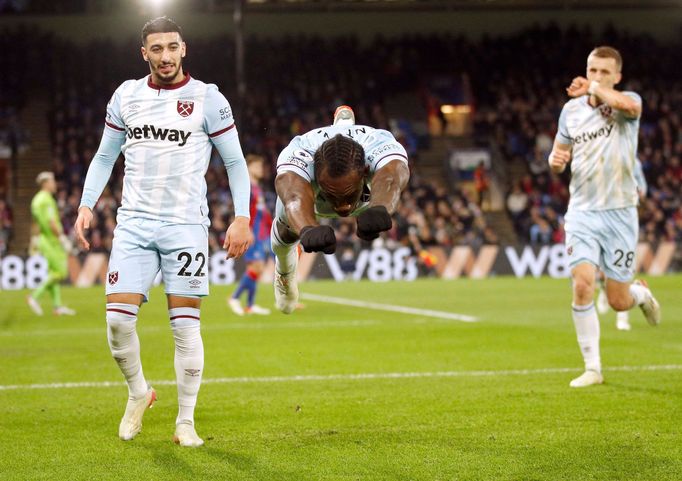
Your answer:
[566,76,590,98]
[356,205,392,241]
[300,225,336,254]
[548,148,571,173]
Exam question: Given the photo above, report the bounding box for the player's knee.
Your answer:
[572,277,594,301]
[608,295,632,312]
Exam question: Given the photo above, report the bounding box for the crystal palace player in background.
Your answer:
[271,106,410,314]
[548,46,660,388]
[74,16,252,446]
[228,154,273,316]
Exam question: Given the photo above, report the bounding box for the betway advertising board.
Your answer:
[0,243,677,290]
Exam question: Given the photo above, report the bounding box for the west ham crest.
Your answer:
[598,104,613,119]
[108,271,119,285]
[177,100,194,118]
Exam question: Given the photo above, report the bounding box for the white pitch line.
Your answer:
[2,364,680,392]
[301,293,479,322]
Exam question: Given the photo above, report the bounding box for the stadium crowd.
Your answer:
[2,23,681,256]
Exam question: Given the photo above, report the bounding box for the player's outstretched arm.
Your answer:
[368,159,410,214]
[275,172,318,234]
[356,159,410,241]
[566,77,641,118]
[274,171,336,253]
[548,140,572,174]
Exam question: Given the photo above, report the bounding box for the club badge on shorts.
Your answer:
[108,271,119,285]
[177,100,194,118]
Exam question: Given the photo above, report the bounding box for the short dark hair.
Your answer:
[141,16,183,45]
[589,45,623,71]
[314,135,365,181]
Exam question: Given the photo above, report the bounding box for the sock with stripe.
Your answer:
[628,283,647,307]
[106,303,148,399]
[572,302,601,373]
[169,307,204,425]
[271,225,298,275]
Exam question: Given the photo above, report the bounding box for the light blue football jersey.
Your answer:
[555,92,641,211]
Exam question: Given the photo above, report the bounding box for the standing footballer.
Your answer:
[27,171,76,316]
[75,17,252,446]
[549,46,660,388]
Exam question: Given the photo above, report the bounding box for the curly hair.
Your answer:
[313,134,365,181]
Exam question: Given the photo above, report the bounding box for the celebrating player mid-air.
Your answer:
[272,106,410,314]
[74,16,252,446]
[548,46,660,388]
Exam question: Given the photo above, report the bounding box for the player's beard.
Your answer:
[152,59,183,85]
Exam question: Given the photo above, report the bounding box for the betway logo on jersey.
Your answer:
[126,125,191,146]
[571,124,614,145]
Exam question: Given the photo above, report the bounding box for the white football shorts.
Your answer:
[106,218,209,300]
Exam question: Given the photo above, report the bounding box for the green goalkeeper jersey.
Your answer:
[31,190,62,244]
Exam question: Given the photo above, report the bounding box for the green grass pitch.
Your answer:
[0,276,680,480]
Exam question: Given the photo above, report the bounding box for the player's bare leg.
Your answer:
[168,295,204,447]
[106,293,156,440]
[605,278,660,326]
[569,263,604,388]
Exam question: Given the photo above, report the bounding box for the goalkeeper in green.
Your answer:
[27,172,75,316]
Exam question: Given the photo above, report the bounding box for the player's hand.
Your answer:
[566,76,590,97]
[548,149,571,173]
[223,216,253,259]
[299,225,336,254]
[75,206,93,251]
[356,205,392,241]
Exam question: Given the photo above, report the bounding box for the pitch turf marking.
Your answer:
[2,364,680,391]
[301,293,479,322]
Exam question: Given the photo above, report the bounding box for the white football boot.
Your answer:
[27,296,43,316]
[54,306,76,316]
[333,105,355,126]
[227,298,245,316]
[118,386,157,441]
[569,370,604,388]
[173,421,204,447]
[245,304,271,315]
[633,280,661,326]
[616,311,631,331]
[274,270,299,314]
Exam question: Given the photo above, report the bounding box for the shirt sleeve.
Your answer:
[622,91,642,122]
[203,85,236,139]
[276,136,315,182]
[362,129,409,173]
[80,128,125,209]
[211,127,250,219]
[104,86,125,132]
[555,104,571,145]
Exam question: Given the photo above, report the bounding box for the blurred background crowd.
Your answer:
[1,21,680,261]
